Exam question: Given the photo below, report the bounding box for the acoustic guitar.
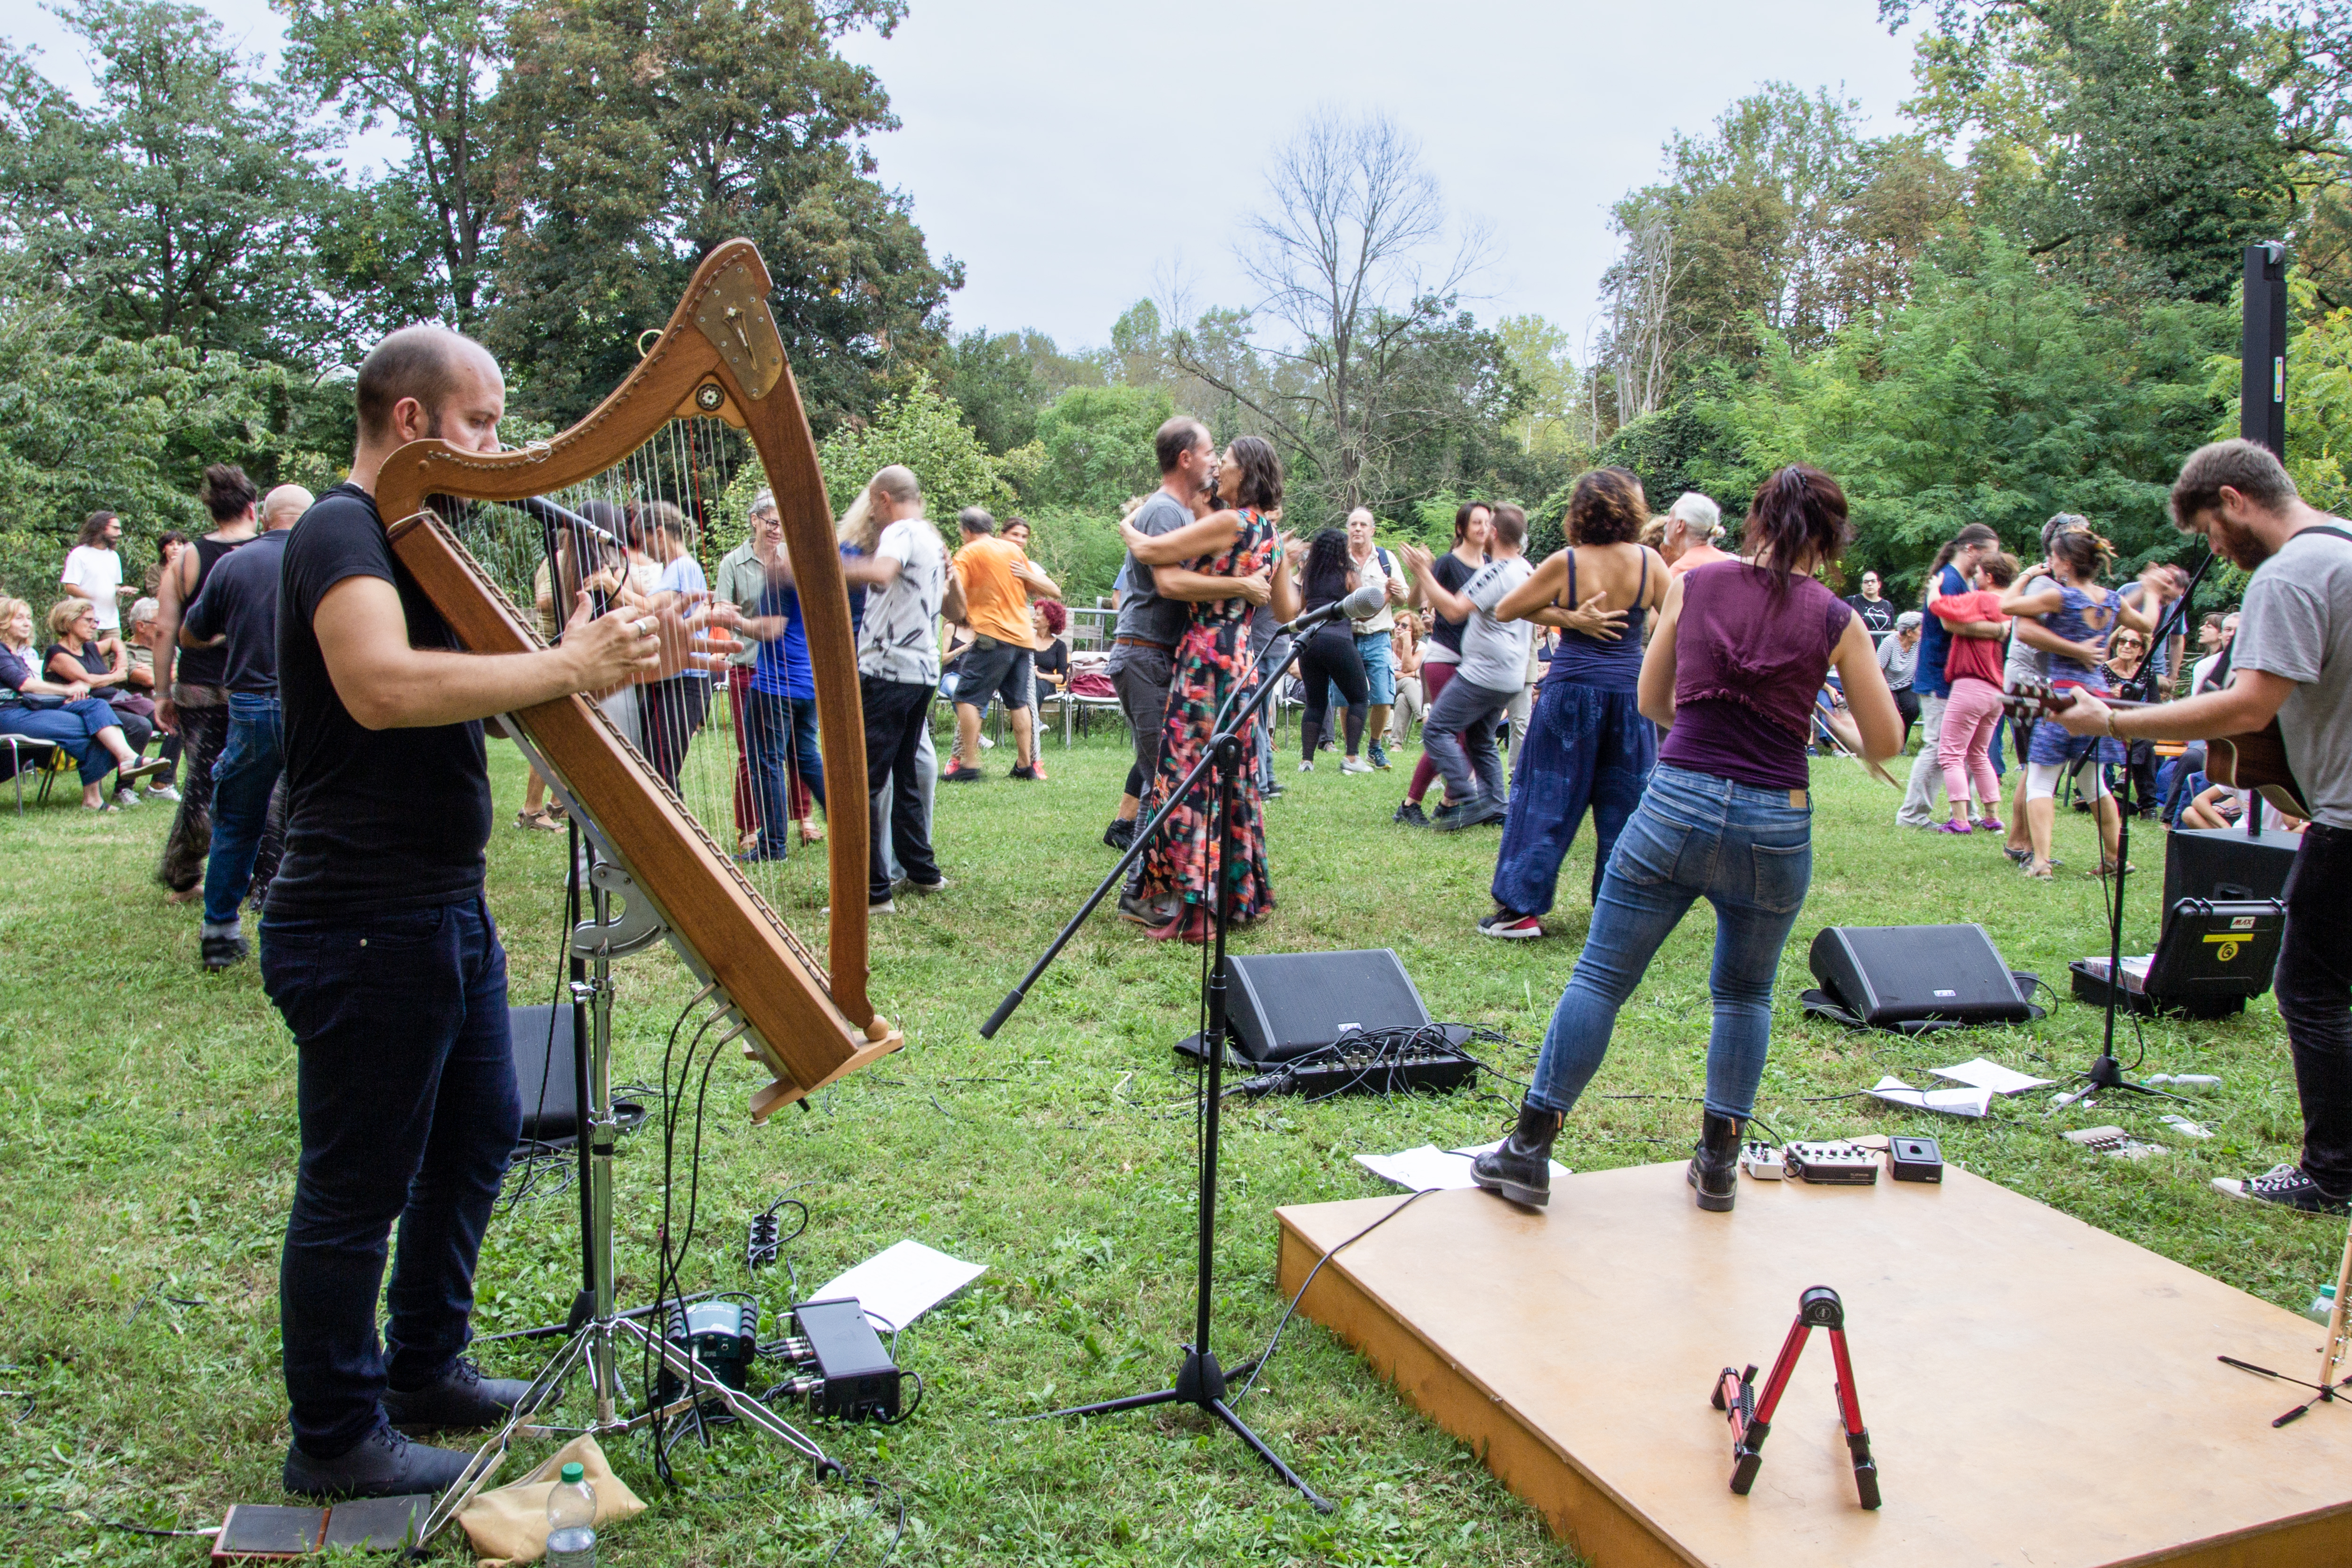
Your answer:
[2001,679,2309,819]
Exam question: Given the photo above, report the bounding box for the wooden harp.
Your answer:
[375,239,899,1118]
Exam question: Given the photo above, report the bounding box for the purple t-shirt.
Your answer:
[0,643,33,699]
[1658,561,1852,791]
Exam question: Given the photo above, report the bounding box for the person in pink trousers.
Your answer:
[1926,552,2020,835]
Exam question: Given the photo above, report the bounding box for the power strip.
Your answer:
[1784,1140,1880,1185]
[1739,1142,1785,1179]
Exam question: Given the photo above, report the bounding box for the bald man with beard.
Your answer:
[266,326,663,1499]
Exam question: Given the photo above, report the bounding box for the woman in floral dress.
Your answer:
[1116,437,1301,943]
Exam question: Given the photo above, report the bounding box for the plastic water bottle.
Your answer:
[545,1461,597,1568]
[2309,1284,2340,1326]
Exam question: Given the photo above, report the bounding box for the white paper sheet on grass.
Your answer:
[1930,1056,2054,1095]
[1355,1143,1569,1193]
[1868,1076,1994,1118]
[808,1240,986,1334]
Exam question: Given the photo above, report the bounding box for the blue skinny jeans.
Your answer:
[742,686,825,860]
[1527,764,1814,1121]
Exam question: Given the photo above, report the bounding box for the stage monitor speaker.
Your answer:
[511,1003,580,1143]
[2162,824,2299,912]
[1807,925,2032,1028]
[1222,949,1434,1064]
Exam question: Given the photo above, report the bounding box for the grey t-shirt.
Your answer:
[1456,555,1535,692]
[1111,491,1192,649]
[2229,523,2352,829]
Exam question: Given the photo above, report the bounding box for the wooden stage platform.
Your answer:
[1275,1162,2352,1567]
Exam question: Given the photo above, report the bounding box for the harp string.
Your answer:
[440,416,833,976]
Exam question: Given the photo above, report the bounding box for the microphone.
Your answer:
[1278,579,1388,638]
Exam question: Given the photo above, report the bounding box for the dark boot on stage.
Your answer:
[381,1357,534,1433]
[1472,1103,1562,1208]
[1687,1110,1744,1212]
[283,1423,473,1501]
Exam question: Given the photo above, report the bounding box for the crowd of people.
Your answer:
[8,309,2351,1510]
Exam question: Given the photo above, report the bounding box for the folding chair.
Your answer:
[0,733,68,815]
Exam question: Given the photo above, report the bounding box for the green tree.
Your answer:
[0,1,336,360]
[1730,235,2228,595]
[485,0,959,430]
[815,374,1026,518]
[1028,384,1171,513]
[278,0,508,331]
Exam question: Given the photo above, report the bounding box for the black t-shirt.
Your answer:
[1429,553,1479,654]
[1035,637,1069,678]
[268,483,491,919]
[1846,594,1896,637]
[184,527,290,696]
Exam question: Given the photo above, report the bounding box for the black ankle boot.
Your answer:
[1472,1103,1562,1209]
[1687,1110,1745,1212]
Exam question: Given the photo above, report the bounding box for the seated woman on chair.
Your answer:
[0,597,168,810]
[44,598,156,759]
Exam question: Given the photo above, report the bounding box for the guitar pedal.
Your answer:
[1784,1140,1880,1185]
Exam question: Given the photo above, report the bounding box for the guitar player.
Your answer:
[2054,439,2352,1215]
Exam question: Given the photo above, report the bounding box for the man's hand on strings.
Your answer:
[567,590,665,692]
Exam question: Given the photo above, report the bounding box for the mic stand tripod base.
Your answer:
[1036,1346,1332,1513]
[2072,1051,2187,1103]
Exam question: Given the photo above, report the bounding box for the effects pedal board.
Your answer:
[1739,1142,1785,1179]
[1784,1140,1880,1185]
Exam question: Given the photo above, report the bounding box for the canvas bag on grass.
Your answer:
[456,1433,645,1566]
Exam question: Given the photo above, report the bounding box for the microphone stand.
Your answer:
[2068,552,2213,1104]
[983,606,1335,1512]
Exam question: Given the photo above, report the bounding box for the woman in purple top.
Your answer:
[1473,467,1903,1214]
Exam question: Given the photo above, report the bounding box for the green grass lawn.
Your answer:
[0,719,2339,1565]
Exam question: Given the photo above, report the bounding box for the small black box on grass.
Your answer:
[1889,1137,1944,1183]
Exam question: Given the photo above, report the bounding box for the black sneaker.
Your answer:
[1392,800,1429,827]
[284,1423,474,1501]
[943,765,984,783]
[202,932,250,972]
[381,1357,535,1433]
[2213,1163,2352,1213]
[1429,800,1461,824]
[1009,764,1040,781]
[1102,819,1136,853]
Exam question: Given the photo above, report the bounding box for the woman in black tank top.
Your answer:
[1294,529,1372,771]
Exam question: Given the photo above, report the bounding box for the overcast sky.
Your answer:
[12,0,1925,358]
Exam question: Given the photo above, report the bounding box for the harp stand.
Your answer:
[984,630,1333,1513]
[422,838,838,1544]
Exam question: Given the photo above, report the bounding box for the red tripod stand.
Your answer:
[1710,1285,1880,1509]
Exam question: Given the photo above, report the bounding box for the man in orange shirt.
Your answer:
[946,508,1061,780]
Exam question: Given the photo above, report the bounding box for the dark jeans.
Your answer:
[744,686,824,860]
[264,896,519,1457]
[204,693,282,925]
[2278,823,2352,1195]
[637,675,710,795]
[863,675,940,900]
[1107,644,1173,793]
[1892,687,1919,751]
[1421,672,1515,807]
[1492,680,1655,918]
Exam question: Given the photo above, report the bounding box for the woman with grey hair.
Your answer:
[1879,610,1923,748]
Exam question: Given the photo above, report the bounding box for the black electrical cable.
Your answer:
[818,1475,905,1567]
[1228,1186,1439,1409]
[2,1501,217,1540]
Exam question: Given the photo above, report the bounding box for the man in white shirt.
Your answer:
[1402,504,1535,830]
[1338,507,1409,769]
[61,511,135,632]
[842,465,958,911]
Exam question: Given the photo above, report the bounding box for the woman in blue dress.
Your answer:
[1999,528,2166,878]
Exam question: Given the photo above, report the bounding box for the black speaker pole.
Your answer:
[988,630,1332,1512]
[2241,241,2288,459]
